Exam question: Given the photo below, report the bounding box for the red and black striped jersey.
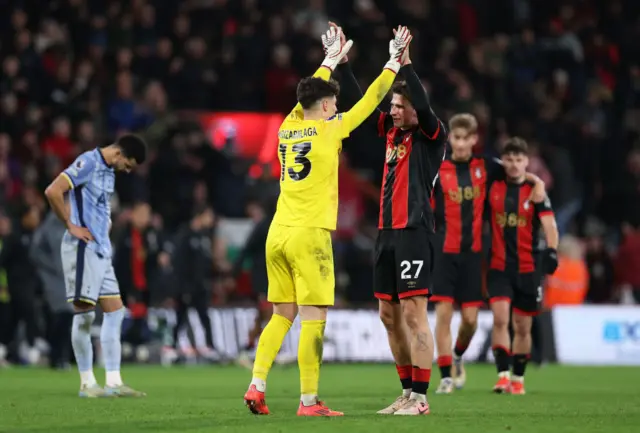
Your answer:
[377,111,446,230]
[487,180,554,273]
[432,155,505,253]
[334,62,445,230]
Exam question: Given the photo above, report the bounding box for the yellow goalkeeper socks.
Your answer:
[252,314,292,387]
[298,320,326,401]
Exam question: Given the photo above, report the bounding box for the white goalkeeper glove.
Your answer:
[321,26,353,71]
[385,25,412,74]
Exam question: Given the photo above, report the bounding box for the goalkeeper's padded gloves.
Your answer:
[541,247,559,275]
[385,25,412,74]
[321,26,353,71]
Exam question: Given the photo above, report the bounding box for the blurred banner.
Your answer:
[146,308,497,363]
[553,306,640,365]
[198,112,284,178]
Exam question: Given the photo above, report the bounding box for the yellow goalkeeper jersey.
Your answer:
[273,66,397,230]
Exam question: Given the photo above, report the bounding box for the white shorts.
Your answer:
[61,239,120,306]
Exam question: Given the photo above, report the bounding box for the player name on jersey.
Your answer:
[278,127,319,140]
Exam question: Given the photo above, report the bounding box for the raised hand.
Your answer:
[394,27,412,65]
[321,26,353,71]
[385,25,412,73]
[328,21,349,63]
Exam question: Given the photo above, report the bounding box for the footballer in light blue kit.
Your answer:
[45,134,147,398]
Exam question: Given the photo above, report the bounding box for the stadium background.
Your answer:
[0,0,640,370]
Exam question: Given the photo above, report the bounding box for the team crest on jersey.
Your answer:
[67,159,84,177]
[523,200,530,210]
[475,168,482,178]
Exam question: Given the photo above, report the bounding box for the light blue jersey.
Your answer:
[61,149,115,258]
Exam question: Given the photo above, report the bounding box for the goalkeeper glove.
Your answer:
[385,25,412,74]
[321,27,353,71]
[541,247,558,275]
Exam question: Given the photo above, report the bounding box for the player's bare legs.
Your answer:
[510,312,533,394]
[295,305,343,416]
[434,302,454,394]
[394,296,433,415]
[490,300,511,393]
[245,302,296,415]
[100,297,145,397]
[377,301,412,413]
[453,306,479,389]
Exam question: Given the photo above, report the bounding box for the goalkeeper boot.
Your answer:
[104,384,147,397]
[244,384,270,415]
[297,399,344,417]
[377,395,410,414]
[452,356,466,389]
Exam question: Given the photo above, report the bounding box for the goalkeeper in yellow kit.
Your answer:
[243,25,413,417]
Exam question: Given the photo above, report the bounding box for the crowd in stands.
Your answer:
[1,0,640,356]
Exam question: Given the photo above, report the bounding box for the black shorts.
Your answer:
[432,251,484,308]
[487,269,542,315]
[373,228,434,302]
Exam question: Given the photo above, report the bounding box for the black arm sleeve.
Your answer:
[336,62,392,136]
[400,64,442,139]
[485,156,506,187]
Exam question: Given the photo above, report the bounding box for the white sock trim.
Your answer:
[250,377,266,393]
[410,392,427,403]
[106,370,123,387]
[80,370,97,387]
[301,394,317,406]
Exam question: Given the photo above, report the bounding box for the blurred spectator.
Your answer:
[0,0,639,362]
[114,202,168,348]
[169,206,224,358]
[42,117,75,166]
[0,204,42,364]
[544,235,589,308]
[614,223,640,304]
[29,211,72,369]
[584,221,616,304]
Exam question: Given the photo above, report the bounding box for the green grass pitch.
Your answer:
[1,364,639,432]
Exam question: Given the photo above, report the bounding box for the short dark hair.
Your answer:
[296,77,340,109]
[116,134,147,164]
[501,137,528,156]
[391,81,412,104]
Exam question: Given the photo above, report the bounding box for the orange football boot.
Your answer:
[244,385,270,415]
[297,400,344,417]
[493,376,511,394]
[510,380,526,395]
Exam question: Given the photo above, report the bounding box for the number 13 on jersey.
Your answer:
[279,142,312,181]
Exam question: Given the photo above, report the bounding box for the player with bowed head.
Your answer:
[45,135,147,397]
[242,25,413,417]
[336,25,445,415]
